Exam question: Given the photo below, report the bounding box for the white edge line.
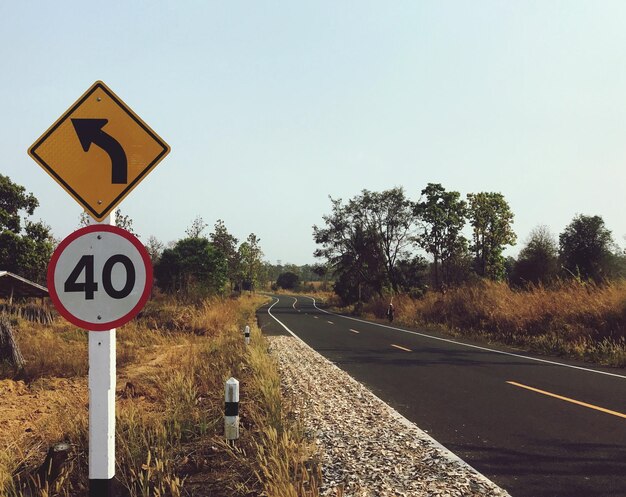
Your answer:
[304,296,626,380]
[292,296,298,310]
[265,296,510,496]
[267,298,306,342]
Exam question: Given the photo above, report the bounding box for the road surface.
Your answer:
[257,294,626,497]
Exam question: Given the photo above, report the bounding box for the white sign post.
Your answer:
[88,213,116,496]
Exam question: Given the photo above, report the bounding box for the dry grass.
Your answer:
[1,293,321,496]
[364,280,626,367]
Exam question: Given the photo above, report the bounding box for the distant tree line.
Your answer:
[0,174,267,300]
[313,184,625,305]
[1,174,622,302]
[152,217,264,298]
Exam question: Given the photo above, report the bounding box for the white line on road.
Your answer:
[327,321,334,325]
[391,344,412,352]
[350,329,360,334]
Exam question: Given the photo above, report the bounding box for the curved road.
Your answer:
[257,294,626,497]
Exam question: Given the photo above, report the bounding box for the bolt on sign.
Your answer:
[28,81,170,221]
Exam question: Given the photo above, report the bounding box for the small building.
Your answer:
[0,271,49,303]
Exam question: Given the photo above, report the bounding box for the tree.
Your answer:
[313,196,387,304]
[313,188,414,299]
[144,235,164,265]
[414,183,468,290]
[210,219,239,291]
[355,188,415,292]
[0,175,54,283]
[154,237,227,296]
[394,255,428,295]
[511,225,558,286]
[332,223,386,304]
[276,271,300,290]
[559,214,615,282]
[467,192,516,280]
[79,208,138,236]
[185,215,208,238]
[237,233,263,292]
[115,209,137,236]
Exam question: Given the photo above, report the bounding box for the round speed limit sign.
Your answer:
[48,225,152,331]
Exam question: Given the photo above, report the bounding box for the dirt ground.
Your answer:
[0,344,175,462]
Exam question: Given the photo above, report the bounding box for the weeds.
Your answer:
[1,293,321,496]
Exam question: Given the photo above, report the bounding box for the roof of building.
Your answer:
[0,271,49,298]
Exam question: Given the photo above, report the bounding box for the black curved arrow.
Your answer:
[71,118,127,184]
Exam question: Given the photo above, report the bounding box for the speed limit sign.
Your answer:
[48,225,152,331]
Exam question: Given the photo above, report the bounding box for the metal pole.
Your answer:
[88,211,116,497]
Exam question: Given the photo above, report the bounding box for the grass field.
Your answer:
[0,294,321,497]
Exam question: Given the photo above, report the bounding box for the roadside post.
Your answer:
[225,377,240,442]
[244,325,250,345]
[28,81,169,497]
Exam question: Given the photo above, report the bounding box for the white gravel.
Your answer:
[268,335,511,497]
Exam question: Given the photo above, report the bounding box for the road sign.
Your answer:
[28,81,170,221]
[48,224,152,331]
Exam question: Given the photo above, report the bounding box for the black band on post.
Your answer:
[225,401,239,417]
[89,477,114,497]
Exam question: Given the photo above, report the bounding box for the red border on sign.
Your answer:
[47,225,153,331]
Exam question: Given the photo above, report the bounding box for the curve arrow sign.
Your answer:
[71,118,128,184]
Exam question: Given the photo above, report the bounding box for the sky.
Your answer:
[2,1,626,265]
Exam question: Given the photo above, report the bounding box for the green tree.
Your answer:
[313,196,387,304]
[394,255,428,295]
[356,188,415,292]
[414,183,468,290]
[314,188,414,297]
[154,237,227,296]
[210,219,239,292]
[237,233,263,292]
[276,271,300,290]
[0,175,54,283]
[559,214,615,282]
[467,192,516,280]
[512,225,558,286]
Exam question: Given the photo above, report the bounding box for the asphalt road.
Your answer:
[257,294,626,497]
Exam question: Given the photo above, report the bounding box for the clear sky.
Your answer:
[2,1,626,265]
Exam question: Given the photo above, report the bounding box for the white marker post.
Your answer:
[88,212,116,497]
[224,377,240,442]
[244,325,250,345]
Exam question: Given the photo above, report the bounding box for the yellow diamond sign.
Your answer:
[28,81,170,220]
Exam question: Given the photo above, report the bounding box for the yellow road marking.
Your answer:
[391,344,412,352]
[507,381,626,419]
[350,329,360,334]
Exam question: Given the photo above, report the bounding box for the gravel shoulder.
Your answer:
[268,335,511,497]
